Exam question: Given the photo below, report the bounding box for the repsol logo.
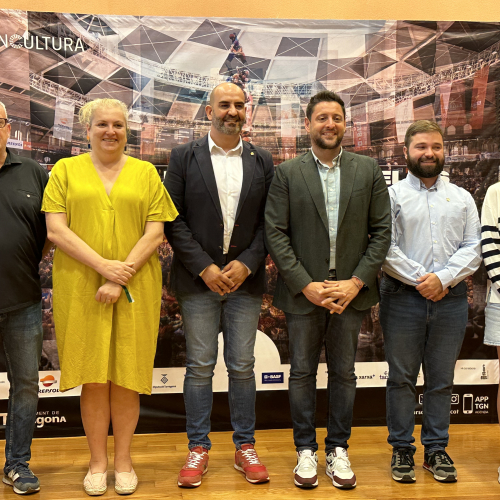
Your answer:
[0,34,85,52]
[39,388,59,394]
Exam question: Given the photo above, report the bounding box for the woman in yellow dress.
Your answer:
[42,98,177,495]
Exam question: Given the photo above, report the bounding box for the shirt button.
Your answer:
[434,258,438,262]
[430,204,434,208]
[434,240,437,243]
[432,222,436,225]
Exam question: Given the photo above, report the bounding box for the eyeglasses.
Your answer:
[0,118,8,129]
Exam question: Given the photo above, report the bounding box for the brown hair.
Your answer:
[404,120,443,149]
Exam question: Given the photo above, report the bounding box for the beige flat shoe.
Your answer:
[83,469,107,496]
[115,468,138,495]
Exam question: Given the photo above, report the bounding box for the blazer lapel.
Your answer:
[337,152,357,228]
[299,152,328,233]
[235,142,255,221]
[193,136,223,220]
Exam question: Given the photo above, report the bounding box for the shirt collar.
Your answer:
[311,147,343,169]
[208,133,243,157]
[407,170,442,191]
[1,148,22,168]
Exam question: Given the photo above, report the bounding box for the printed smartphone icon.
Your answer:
[463,394,473,414]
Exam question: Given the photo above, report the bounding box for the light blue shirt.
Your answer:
[311,148,342,270]
[382,171,481,288]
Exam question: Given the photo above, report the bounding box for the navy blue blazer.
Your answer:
[164,135,274,295]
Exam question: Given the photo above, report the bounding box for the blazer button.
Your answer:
[325,258,329,264]
[219,246,222,249]
[220,223,223,227]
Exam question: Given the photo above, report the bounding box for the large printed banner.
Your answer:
[1,12,500,434]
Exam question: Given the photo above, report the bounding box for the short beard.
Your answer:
[212,115,243,136]
[406,156,444,178]
[312,134,343,150]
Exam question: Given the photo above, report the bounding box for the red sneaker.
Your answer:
[177,447,209,488]
[234,444,270,483]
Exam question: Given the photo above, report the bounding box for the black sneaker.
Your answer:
[423,450,457,482]
[2,463,40,495]
[391,448,415,483]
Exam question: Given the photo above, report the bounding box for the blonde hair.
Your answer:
[79,98,129,132]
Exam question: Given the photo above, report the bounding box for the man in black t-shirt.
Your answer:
[0,101,50,495]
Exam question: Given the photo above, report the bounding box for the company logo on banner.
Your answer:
[53,98,75,142]
[35,371,81,398]
[262,372,284,384]
[0,34,85,52]
[36,410,67,428]
[462,393,490,415]
[456,359,498,384]
[6,138,23,150]
[152,369,178,391]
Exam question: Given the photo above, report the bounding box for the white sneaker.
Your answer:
[293,449,318,488]
[326,447,356,489]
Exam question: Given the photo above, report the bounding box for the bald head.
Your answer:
[206,82,246,141]
[209,82,245,107]
[0,101,7,119]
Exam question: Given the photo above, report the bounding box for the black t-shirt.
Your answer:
[0,149,48,313]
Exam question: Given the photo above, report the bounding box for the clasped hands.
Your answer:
[95,259,136,304]
[302,278,361,315]
[415,273,449,302]
[201,261,249,296]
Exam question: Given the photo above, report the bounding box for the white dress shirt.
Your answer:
[311,148,342,270]
[208,133,243,254]
[382,171,481,288]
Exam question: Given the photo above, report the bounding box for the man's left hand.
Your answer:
[222,260,250,292]
[416,273,443,300]
[322,279,361,314]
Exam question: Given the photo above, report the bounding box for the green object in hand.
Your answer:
[121,285,134,303]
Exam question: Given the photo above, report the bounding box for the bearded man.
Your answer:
[164,83,274,488]
[380,120,481,484]
[265,90,391,489]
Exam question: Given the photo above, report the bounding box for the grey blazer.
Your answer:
[265,150,391,314]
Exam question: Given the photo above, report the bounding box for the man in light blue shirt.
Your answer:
[380,120,481,484]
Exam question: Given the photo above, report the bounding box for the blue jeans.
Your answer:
[286,306,366,452]
[177,290,262,450]
[0,302,43,473]
[379,276,468,453]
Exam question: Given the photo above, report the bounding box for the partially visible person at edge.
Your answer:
[164,82,274,488]
[265,90,391,490]
[380,120,481,484]
[480,181,500,484]
[42,98,178,496]
[0,101,51,495]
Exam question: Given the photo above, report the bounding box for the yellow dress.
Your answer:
[41,154,178,394]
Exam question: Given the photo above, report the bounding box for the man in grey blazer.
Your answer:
[265,91,391,489]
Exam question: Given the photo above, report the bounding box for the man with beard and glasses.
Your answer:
[380,120,481,484]
[265,90,391,489]
[164,82,274,488]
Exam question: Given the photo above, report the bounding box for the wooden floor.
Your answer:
[1,424,499,499]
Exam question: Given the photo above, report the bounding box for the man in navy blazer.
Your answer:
[164,83,274,488]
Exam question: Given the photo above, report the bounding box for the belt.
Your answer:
[382,272,416,289]
[328,269,337,280]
